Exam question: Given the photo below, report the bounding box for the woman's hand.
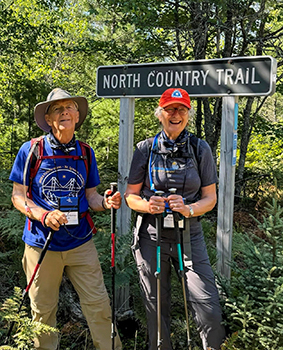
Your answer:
[167,194,186,215]
[167,184,217,218]
[148,195,166,214]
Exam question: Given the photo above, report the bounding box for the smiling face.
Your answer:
[45,99,79,142]
[158,103,189,140]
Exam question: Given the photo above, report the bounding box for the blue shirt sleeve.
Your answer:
[9,141,31,185]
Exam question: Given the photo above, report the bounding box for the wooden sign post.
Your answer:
[117,97,135,238]
[216,96,239,279]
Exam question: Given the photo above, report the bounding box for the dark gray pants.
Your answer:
[132,232,225,350]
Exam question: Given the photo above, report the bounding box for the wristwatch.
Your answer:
[185,205,194,218]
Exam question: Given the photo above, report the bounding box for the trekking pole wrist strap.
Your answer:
[41,211,51,228]
[101,197,108,210]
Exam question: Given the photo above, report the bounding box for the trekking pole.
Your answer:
[154,190,164,349]
[169,188,192,350]
[109,182,118,350]
[4,229,55,345]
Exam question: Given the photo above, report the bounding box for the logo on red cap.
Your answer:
[171,90,183,98]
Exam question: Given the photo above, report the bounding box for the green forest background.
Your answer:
[0,0,283,349]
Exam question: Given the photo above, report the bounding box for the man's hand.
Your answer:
[104,190,122,209]
[44,209,68,231]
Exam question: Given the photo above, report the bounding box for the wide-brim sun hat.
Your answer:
[159,88,191,109]
[34,88,88,132]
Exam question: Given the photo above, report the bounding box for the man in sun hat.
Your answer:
[9,88,123,350]
[34,88,89,132]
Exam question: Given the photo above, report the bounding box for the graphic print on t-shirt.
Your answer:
[39,165,84,208]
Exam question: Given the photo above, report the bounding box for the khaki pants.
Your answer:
[22,239,122,350]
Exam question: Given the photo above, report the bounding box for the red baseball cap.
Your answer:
[159,88,191,109]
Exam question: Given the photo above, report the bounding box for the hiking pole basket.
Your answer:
[4,229,55,345]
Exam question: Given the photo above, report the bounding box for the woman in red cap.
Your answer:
[125,88,225,349]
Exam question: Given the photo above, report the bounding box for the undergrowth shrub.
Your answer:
[220,193,283,350]
[0,287,57,350]
[0,170,26,305]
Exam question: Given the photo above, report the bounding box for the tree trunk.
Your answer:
[195,98,202,138]
[202,98,222,161]
[235,97,254,199]
[223,5,233,57]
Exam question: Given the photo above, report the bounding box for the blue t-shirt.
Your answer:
[9,137,100,251]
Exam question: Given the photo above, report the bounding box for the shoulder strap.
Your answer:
[27,136,44,198]
[78,140,92,180]
[147,134,159,191]
[188,134,201,172]
[146,136,154,150]
[143,136,155,170]
[30,136,45,176]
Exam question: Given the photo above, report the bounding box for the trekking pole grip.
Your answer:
[169,188,177,194]
[155,190,164,200]
[110,182,117,195]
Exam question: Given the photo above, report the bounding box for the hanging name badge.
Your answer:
[59,197,79,225]
[163,213,184,229]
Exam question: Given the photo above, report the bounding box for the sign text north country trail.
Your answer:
[96,56,277,98]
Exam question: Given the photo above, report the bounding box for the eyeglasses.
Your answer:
[162,107,188,116]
